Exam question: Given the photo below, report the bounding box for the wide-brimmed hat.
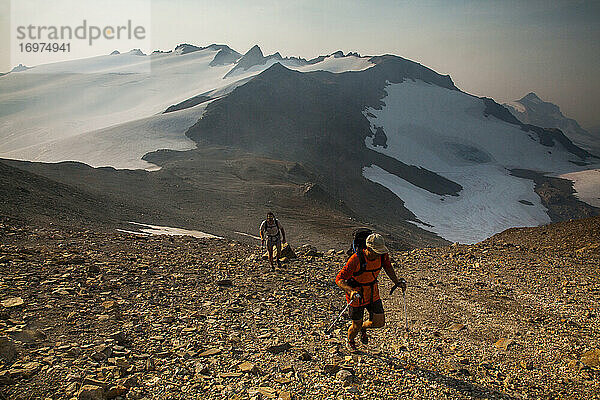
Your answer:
[366,233,389,254]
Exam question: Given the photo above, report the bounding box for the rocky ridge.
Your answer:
[0,215,599,399]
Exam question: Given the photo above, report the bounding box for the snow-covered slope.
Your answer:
[0,45,376,169]
[2,101,211,170]
[0,49,230,160]
[296,54,374,73]
[559,169,600,208]
[363,81,595,243]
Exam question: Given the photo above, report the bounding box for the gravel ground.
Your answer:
[0,216,599,399]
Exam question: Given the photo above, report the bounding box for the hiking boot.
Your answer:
[360,328,369,345]
[346,339,358,353]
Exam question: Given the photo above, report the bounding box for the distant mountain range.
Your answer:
[1,44,598,245]
[505,93,600,156]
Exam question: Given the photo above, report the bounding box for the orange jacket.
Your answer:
[336,250,391,306]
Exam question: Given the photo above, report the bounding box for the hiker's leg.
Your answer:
[362,300,385,329]
[275,240,283,267]
[348,319,363,342]
[267,241,274,266]
[362,313,385,329]
[347,305,364,342]
[275,240,282,261]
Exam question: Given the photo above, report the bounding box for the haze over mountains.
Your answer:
[505,93,600,156]
[0,43,598,246]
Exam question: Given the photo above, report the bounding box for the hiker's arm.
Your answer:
[335,257,360,301]
[336,279,360,303]
[335,279,355,296]
[280,226,286,243]
[259,222,265,243]
[383,264,400,284]
[383,256,404,288]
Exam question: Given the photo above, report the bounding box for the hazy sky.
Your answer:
[1,0,599,129]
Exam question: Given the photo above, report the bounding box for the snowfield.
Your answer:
[120,222,222,239]
[296,54,374,73]
[0,49,229,167]
[363,164,550,244]
[363,80,596,243]
[0,48,376,170]
[1,102,209,170]
[559,168,600,208]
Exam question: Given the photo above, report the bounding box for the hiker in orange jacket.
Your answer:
[336,233,405,351]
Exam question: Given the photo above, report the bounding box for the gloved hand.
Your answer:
[399,278,407,292]
[390,278,407,295]
[349,291,361,304]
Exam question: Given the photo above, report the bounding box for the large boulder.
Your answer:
[262,243,296,260]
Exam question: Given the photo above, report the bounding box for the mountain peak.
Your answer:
[128,49,146,56]
[209,46,242,67]
[174,43,202,55]
[245,45,264,58]
[10,63,30,72]
[505,93,595,152]
[260,62,292,75]
[520,92,542,103]
[223,45,268,78]
[269,52,283,60]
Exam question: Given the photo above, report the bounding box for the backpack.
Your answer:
[263,218,281,237]
[347,228,384,277]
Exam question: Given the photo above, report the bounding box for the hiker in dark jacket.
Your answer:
[259,212,286,269]
[336,233,405,351]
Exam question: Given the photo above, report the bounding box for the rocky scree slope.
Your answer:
[0,216,599,399]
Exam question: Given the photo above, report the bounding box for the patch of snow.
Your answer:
[559,168,600,207]
[234,231,261,240]
[128,222,222,239]
[363,80,591,243]
[116,229,150,236]
[294,55,375,73]
[364,164,549,244]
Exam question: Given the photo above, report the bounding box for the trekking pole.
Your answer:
[325,294,360,334]
[402,290,409,332]
[390,279,409,332]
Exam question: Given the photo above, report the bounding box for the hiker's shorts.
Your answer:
[266,235,281,249]
[349,299,384,321]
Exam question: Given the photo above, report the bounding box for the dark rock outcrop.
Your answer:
[163,95,211,113]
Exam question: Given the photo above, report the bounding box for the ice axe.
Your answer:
[325,293,360,334]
